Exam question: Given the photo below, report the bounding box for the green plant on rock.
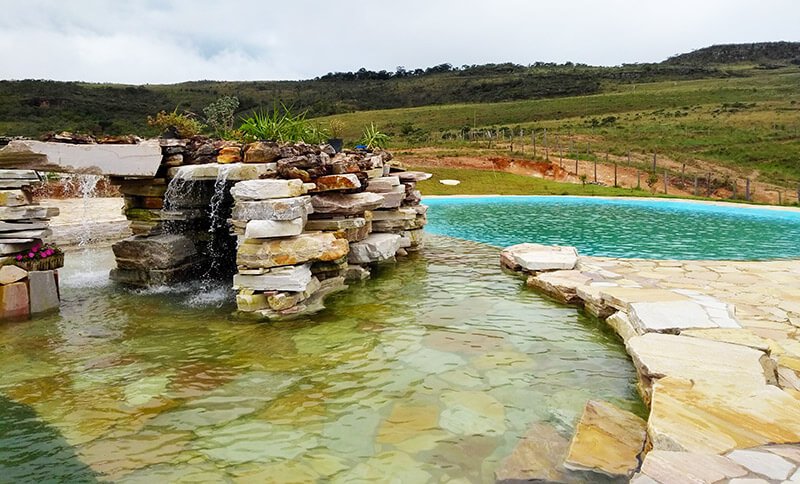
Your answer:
[147,108,204,138]
[239,103,328,144]
[359,123,390,150]
[203,95,240,138]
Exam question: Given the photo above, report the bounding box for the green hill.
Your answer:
[665,42,800,66]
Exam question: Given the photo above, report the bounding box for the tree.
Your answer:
[203,95,239,137]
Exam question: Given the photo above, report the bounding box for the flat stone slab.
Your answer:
[494,422,571,483]
[231,196,312,221]
[304,217,366,231]
[233,263,313,292]
[231,179,308,200]
[501,243,578,272]
[629,299,740,333]
[648,376,800,454]
[348,233,402,264]
[244,219,304,239]
[310,192,385,216]
[627,333,771,399]
[632,450,748,483]
[0,139,162,176]
[396,171,432,182]
[366,176,400,193]
[168,162,277,181]
[527,270,591,304]
[564,400,646,478]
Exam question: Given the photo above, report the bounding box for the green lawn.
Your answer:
[410,165,656,197]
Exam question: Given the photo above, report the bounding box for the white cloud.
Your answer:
[0,0,797,83]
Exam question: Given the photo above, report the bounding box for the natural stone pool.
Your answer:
[425,196,800,260]
[0,236,642,482]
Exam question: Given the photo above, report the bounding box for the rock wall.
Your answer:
[109,139,430,320]
[0,169,62,319]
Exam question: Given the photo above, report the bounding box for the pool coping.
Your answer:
[500,243,800,480]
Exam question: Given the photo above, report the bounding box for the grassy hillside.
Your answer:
[0,63,728,138]
[320,68,800,185]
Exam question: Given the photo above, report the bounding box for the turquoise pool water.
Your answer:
[425,196,800,260]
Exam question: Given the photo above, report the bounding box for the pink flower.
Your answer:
[27,252,34,258]
[15,255,22,261]
[31,245,40,252]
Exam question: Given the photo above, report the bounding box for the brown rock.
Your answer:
[310,192,385,216]
[564,400,647,477]
[243,141,281,163]
[217,146,242,164]
[310,174,362,192]
[0,281,29,319]
[237,232,349,269]
[494,422,571,482]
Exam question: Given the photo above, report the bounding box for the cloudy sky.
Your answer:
[1,0,797,84]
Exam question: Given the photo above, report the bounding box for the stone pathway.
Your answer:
[501,243,800,482]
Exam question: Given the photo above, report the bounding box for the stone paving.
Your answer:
[501,243,800,482]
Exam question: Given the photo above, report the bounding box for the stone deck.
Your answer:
[503,244,800,482]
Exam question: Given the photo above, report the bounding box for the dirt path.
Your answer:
[399,148,798,205]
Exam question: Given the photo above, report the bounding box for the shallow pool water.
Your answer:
[425,196,800,260]
[0,236,641,482]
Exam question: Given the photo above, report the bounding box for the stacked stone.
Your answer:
[110,139,209,286]
[358,169,431,260]
[231,179,351,320]
[0,169,61,319]
[0,170,58,251]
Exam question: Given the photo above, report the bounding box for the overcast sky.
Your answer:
[1,0,797,84]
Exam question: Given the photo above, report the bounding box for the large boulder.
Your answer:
[112,234,196,270]
[237,232,349,269]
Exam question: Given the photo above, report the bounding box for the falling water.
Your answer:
[201,164,236,286]
[60,174,103,247]
[162,166,197,212]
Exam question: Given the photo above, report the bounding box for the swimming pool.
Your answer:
[425,196,800,260]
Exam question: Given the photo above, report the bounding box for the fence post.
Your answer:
[707,172,712,197]
[681,163,686,187]
[694,176,699,196]
[637,170,641,189]
[532,130,536,158]
[544,128,549,161]
[779,191,783,205]
[614,161,618,187]
[664,170,669,194]
[652,153,657,173]
[732,179,737,199]
[746,178,751,201]
[594,159,598,183]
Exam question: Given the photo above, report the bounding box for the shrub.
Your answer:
[146,108,204,138]
[359,123,390,150]
[203,95,239,138]
[239,104,328,143]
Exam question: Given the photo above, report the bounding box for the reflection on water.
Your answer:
[0,235,641,482]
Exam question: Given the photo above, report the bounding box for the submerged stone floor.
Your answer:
[504,243,800,482]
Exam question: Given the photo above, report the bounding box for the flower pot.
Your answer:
[13,253,64,271]
[327,138,343,153]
